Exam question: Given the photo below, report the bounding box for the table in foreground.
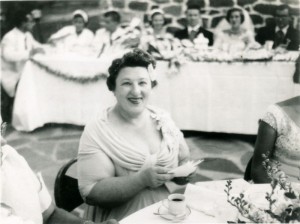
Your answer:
[12,57,299,133]
[120,179,250,224]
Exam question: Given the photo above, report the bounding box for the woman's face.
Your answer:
[114,66,152,116]
[73,16,85,33]
[152,14,164,31]
[229,11,242,29]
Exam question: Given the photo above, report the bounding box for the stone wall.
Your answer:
[98,0,300,32]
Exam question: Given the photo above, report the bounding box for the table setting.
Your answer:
[121,156,300,224]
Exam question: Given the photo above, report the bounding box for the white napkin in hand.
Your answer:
[168,160,202,177]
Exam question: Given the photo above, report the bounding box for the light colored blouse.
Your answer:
[49,25,94,52]
[77,106,186,221]
[1,145,52,224]
[140,27,182,59]
[262,104,300,181]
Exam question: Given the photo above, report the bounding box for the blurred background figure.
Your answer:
[256,4,300,51]
[214,7,259,52]
[48,9,94,54]
[1,9,44,123]
[175,5,213,46]
[251,95,300,183]
[92,11,140,58]
[140,8,181,60]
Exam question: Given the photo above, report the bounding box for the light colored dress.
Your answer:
[77,106,185,221]
[214,29,256,52]
[261,104,300,182]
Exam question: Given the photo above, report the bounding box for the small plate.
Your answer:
[155,203,191,221]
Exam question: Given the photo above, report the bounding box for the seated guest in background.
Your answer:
[77,49,190,221]
[48,9,94,53]
[175,5,213,46]
[256,4,299,51]
[93,11,140,57]
[251,95,300,183]
[140,8,182,60]
[1,10,43,122]
[0,133,118,224]
[214,7,259,52]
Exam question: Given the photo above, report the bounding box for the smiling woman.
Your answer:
[77,49,191,222]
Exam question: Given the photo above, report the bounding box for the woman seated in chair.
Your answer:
[213,7,259,52]
[251,95,300,183]
[48,9,94,53]
[77,49,190,221]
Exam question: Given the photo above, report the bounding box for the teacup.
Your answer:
[163,194,186,215]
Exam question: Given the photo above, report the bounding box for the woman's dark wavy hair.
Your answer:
[107,49,157,91]
[226,8,245,24]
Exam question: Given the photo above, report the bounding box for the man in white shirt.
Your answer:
[93,11,140,57]
[1,10,44,122]
[0,132,118,224]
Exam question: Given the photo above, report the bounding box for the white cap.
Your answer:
[149,8,164,20]
[72,9,88,23]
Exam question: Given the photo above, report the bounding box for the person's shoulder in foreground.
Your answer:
[0,137,118,224]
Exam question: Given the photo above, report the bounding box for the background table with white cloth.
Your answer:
[12,54,299,133]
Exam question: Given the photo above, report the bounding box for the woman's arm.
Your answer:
[79,150,173,209]
[251,121,277,183]
[178,136,190,165]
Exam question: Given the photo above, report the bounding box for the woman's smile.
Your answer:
[128,97,143,104]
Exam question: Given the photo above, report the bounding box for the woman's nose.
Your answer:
[131,83,141,95]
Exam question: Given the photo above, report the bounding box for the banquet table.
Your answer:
[12,54,300,133]
[120,179,250,224]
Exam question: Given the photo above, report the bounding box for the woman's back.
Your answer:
[261,97,300,181]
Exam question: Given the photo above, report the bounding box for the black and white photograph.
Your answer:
[1,0,300,223]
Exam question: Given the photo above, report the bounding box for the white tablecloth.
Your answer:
[120,179,250,224]
[12,58,300,133]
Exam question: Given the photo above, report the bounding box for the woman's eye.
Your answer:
[139,81,148,85]
[122,82,131,86]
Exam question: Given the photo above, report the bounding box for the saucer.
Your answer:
[155,203,191,221]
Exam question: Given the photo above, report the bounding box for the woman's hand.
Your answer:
[139,166,174,188]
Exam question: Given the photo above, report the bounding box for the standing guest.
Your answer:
[77,49,190,221]
[92,11,140,57]
[0,132,118,224]
[48,10,94,53]
[174,5,213,46]
[251,95,300,183]
[140,8,182,60]
[1,10,43,122]
[256,4,300,51]
[214,7,259,52]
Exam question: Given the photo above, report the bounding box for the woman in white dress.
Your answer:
[251,96,300,183]
[140,9,181,60]
[48,10,94,53]
[77,49,190,221]
[214,7,259,52]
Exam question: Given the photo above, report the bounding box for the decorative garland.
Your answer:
[30,58,108,84]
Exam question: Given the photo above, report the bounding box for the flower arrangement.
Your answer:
[225,153,300,223]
